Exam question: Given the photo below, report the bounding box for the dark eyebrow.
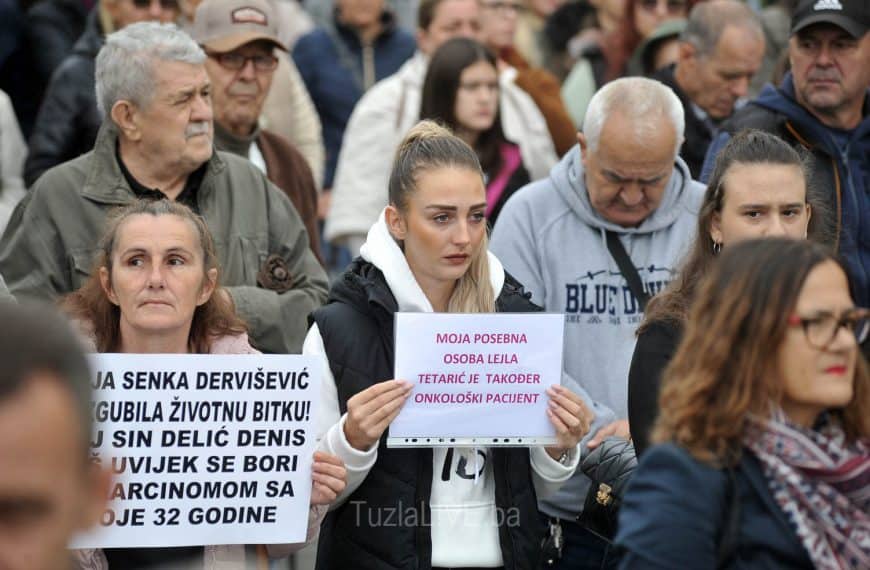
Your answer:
[423,203,487,211]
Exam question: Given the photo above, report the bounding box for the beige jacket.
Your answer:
[261,54,326,190]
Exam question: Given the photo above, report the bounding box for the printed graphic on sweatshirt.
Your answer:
[564,265,676,325]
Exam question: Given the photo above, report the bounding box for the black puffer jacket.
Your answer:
[24,8,103,187]
[312,259,545,570]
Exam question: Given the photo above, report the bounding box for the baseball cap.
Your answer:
[790,0,869,39]
[192,0,286,53]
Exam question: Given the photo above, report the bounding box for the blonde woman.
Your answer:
[304,120,604,570]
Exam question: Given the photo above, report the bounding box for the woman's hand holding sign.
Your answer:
[310,452,348,506]
[344,379,413,451]
[544,385,594,461]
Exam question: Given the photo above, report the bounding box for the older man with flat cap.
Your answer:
[193,0,321,262]
[702,0,870,307]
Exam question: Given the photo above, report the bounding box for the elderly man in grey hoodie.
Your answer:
[490,76,704,569]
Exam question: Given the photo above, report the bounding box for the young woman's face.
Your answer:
[453,60,499,138]
[389,166,487,292]
[710,163,811,247]
[100,214,216,339]
[777,260,860,427]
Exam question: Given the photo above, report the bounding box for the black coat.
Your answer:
[627,319,681,457]
[24,8,102,187]
[652,65,715,180]
[616,443,813,569]
[311,259,545,570]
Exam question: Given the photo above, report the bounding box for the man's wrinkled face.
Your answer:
[679,25,765,120]
[790,25,870,121]
[132,61,214,176]
[204,40,277,136]
[417,0,482,55]
[580,111,677,227]
[0,375,105,570]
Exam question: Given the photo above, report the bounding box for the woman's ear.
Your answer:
[709,212,724,247]
[198,268,218,306]
[99,267,119,306]
[385,205,407,241]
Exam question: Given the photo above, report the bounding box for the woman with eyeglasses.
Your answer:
[627,129,837,457]
[561,0,699,126]
[615,237,869,568]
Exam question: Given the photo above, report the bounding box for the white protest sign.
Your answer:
[388,313,564,447]
[71,354,321,549]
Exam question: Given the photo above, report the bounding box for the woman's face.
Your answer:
[710,163,810,247]
[100,214,216,339]
[453,60,499,138]
[387,166,487,294]
[633,0,687,39]
[777,260,859,427]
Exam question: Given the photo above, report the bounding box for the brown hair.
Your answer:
[62,199,247,353]
[641,129,829,331]
[389,120,495,314]
[652,238,870,465]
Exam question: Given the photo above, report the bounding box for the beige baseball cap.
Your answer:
[192,0,286,53]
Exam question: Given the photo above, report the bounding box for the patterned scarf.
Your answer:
[743,410,870,569]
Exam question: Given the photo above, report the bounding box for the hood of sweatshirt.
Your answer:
[359,209,505,312]
[549,144,699,237]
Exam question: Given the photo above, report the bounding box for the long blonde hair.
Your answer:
[390,120,495,314]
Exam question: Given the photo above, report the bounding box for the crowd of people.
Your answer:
[0,0,867,569]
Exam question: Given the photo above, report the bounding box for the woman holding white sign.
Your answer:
[305,120,602,570]
[63,199,347,569]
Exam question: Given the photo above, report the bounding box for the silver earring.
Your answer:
[713,242,721,255]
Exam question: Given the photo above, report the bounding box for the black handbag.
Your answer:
[576,437,638,542]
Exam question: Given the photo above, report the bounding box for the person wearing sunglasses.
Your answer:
[23,0,179,187]
[617,237,869,569]
[193,0,322,263]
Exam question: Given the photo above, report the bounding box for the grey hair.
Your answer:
[582,77,685,157]
[95,21,206,119]
[680,0,763,58]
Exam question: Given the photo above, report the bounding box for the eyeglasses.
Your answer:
[207,52,278,72]
[787,309,870,349]
[480,1,527,15]
[131,0,179,10]
[637,0,687,14]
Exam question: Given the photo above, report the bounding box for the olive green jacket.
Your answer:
[0,124,328,353]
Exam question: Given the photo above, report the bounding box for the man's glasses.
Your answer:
[207,52,279,72]
[131,0,179,10]
[787,309,870,349]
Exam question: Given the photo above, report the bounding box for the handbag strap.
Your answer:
[604,230,650,311]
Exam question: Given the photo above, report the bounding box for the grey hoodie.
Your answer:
[491,145,704,519]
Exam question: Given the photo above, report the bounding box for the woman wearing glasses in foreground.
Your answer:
[616,238,869,569]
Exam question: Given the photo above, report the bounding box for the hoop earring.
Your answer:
[713,242,721,255]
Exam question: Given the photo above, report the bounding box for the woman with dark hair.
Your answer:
[628,129,829,456]
[616,238,869,568]
[63,199,346,570]
[306,120,606,570]
[421,37,530,226]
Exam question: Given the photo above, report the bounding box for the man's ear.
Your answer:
[677,41,696,66]
[385,205,407,241]
[78,461,112,531]
[110,100,142,142]
[577,132,589,164]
